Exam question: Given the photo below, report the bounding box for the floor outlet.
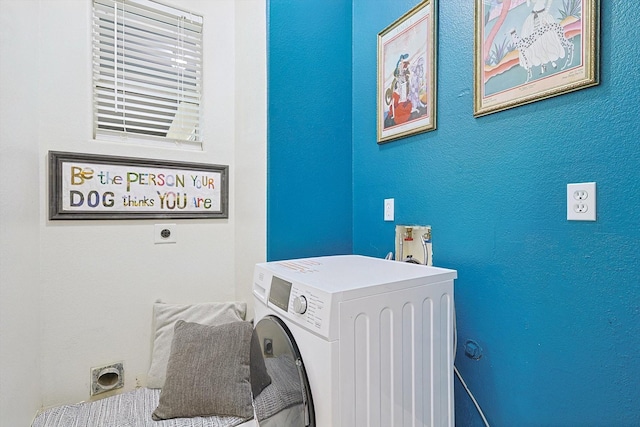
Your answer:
[567,182,596,221]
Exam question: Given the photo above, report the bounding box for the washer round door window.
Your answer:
[250,315,315,427]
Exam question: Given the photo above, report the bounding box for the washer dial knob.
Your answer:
[292,295,307,314]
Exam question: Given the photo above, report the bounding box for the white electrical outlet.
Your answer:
[384,198,394,221]
[567,182,596,221]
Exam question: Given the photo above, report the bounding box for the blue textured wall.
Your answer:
[269,0,640,425]
[352,1,640,426]
[267,0,353,261]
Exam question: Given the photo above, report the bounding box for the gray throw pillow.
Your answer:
[152,320,254,421]
[147,302,247,389]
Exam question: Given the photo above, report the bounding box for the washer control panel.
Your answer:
[288,284,328,333]
[254,267,333,339]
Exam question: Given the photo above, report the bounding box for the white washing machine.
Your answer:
[250,255,457,427]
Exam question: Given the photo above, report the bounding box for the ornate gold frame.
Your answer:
[474,0,599,117]
[377,1,437,143]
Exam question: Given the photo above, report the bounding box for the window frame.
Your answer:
[92,0,204,149]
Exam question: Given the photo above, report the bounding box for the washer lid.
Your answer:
[253,255,457,341]
[256,254,457,297]
[251,316,315,427]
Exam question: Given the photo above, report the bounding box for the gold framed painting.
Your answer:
[474,0,599,117]
[377,0,437,143]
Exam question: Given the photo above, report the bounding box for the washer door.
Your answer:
[250,315,315,427]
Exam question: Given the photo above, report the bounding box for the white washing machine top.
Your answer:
[253,255,457,341]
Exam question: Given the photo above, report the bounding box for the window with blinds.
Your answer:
[92,0,203,146]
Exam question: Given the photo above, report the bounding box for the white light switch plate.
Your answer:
[567,182,596,221]
[384,198,394,221]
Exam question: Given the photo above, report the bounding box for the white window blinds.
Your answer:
[92,0,203,145]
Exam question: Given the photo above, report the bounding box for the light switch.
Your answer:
[384,198,394,221]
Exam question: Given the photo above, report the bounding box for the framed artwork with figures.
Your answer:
[377,0,437,143]
[474,0,599,117]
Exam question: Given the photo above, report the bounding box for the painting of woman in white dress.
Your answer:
[518,0,569,75]
[474,0,599,116]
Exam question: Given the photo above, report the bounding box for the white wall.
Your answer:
[0,0,266,423]
[0,1,43,424]
[234,0,267,309]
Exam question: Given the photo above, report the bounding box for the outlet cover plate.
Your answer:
[567,182,596,221]
[155,224,177,244]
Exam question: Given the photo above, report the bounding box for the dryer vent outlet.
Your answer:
[91,362,124,396]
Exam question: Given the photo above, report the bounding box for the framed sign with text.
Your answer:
[48,151,228,220]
